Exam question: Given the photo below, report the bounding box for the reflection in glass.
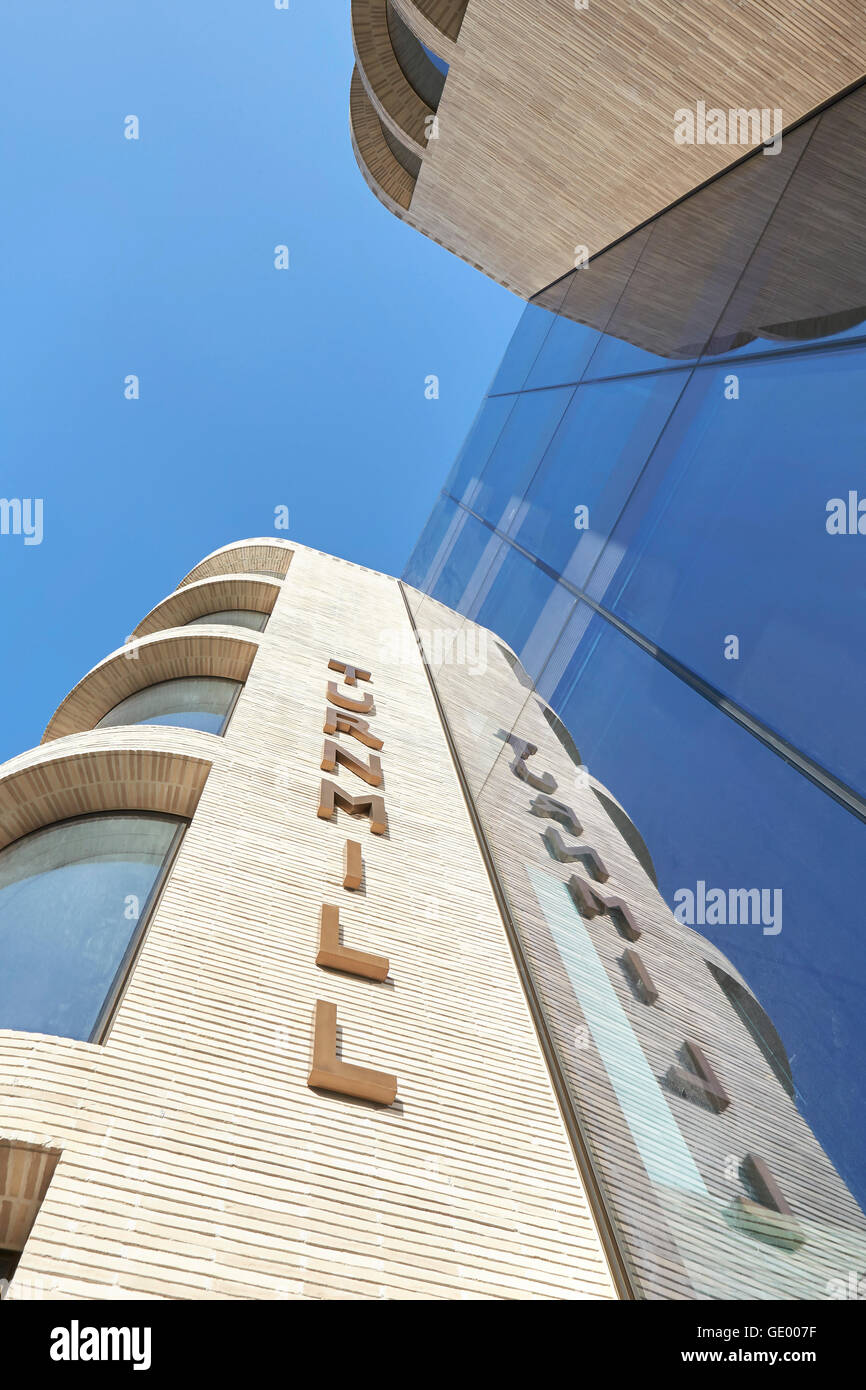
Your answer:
[471,387,574,531]
[405,82,866,1285]
[0,814,182,1041]
[706,92,866,359]
[442,395,515,507]
[186,609,268,632]
[429,509,504,616]
[509,370,688,590]
[548,606,866,1206]
[488,300,564,395]
[474,546,576,683]
[95,677,241,735]
[524,228,651,389]
[404,494,463,592]
[592,348,866,794]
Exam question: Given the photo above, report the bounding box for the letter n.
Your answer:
[321,739,383,786]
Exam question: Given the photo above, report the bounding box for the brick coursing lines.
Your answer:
[1,542,616,1300]
[42,631,261,743]
[178,541,292,590]
[409,590,866,1298]
[0,1141,59,1251]
[352,0,432,155]
[0,736,215,851]
[133,576,281,638]
[358,0,866,295]
[350,69,417,213]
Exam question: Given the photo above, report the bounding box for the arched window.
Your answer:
[0,813,184,1042]
[186,609,268,632]
[706,962,795,1099]
[95,676,241,735]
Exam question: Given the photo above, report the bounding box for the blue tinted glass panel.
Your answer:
[703,318,866,365]
[550,607,866,1207]
[592,347,866,794]
[474,547,576,682]
[523,314,602,390]
[581,329,699,381]
[0,814,180,1041]
[442,395,515,507]
[488,302,562,395]
[472,387,574,532]
[429,508,504,616]
[580,124,815,381]
[509,370,689,589]
[529,228,653,387]
[403,493,463,591]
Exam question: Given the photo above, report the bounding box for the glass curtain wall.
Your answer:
[404,82,866,1291]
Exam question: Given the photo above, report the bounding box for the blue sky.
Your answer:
[0,1,521,764]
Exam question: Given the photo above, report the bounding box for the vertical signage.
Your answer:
[308,659,398,1105]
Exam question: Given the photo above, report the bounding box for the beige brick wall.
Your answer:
[0,541,616,1300]
[354,0,866,295]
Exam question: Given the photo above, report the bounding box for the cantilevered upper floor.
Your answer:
[349,0,866,296]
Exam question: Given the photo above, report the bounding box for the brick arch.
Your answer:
[390,0,465,46]
[350,68,418,213]
[133,574,281,638]
[0,732,214,853]
[42,630,260,743]
[351,0,432,156]
[177,540,293,589]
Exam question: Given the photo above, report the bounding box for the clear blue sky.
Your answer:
[0,1,521,764]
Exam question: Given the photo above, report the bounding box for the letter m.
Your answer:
[729,887,761,924]
[102,1329,129,1361]
[729,108,761,144]
[317,779,387,835]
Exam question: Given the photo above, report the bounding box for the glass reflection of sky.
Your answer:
[405,82,866,1209]
[0,814,179,1041]
[96,676,239,735]
[551,612,866,1209]
[419,40,449,76]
